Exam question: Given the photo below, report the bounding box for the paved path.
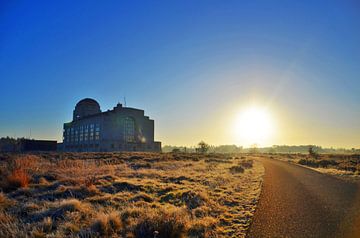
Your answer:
[247,158,360,238]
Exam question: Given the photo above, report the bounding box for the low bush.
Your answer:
[298,159,319,168]
[298,159,338,168]
[238,160,253,169]
[229,165,245,173]
[160,190,207,210]
[318,160,338,168]
[5,169,30,191]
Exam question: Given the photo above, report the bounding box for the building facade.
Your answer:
[21,139,57,152]
[62,98,161,152]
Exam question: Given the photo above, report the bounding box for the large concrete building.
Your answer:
[62,98,161,152]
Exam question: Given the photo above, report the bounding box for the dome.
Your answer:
[73,98,101,120]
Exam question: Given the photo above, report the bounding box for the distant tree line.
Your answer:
[163,143,244,153]
[259,145,360,154]
[162,143,360,154]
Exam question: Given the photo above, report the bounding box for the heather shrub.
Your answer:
[230,165,245,173]
[238,159,253,169]
[5,169,30,191]
[318,160,338,168]
[298,159,338,168]
[298,159,319,168]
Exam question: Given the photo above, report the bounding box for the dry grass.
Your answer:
[269,153,360,181]
[91,211,122,236]
[6,169,30,189]
[0,152,264,237]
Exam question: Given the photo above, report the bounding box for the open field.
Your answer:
[267,153,360,181]
[0,152,264,238]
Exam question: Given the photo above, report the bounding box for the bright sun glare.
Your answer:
[234,106,275,146]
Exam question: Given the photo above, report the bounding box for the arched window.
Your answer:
[124,117,135,142]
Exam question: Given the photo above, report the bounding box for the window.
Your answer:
[124,117,135,142]
[66,128,70,142]
[75,128,79,142]
[90,124,94,141]
[78,126,83,142]
[95,124,100,140]
[70,128,74,142]
[84,125,89,141]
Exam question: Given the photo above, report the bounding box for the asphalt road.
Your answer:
[247,158,360,238]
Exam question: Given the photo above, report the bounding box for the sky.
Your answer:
[1,1,360,148]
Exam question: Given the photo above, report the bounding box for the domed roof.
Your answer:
[73,98,101,120]
[76,98,100,107]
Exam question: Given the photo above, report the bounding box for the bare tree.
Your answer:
[197,141,210,154]
[308,145,319,159]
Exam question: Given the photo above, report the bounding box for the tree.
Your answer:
[197,141,210,154]
[308,145,319,159]
[249,144,258,154]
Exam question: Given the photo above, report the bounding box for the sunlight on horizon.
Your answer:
[233,106,276,147]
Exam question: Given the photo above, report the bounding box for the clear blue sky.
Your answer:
[1,1,359,148]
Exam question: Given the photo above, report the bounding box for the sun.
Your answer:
[234,106,275,146]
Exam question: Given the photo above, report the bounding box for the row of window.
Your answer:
[63,124,100,143]
[124,117,135,142]
[65,144,99,148]
[110,143,153,150]
[63,117,136,143]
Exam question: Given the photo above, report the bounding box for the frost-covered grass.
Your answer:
[268,153,360,181]
[0,152,264,238]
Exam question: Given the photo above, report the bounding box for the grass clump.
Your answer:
[59,198,89,212]
[0,193,15,210]
[41,217,54,232]
[133,206,189,238]
[188,217,217,238]
[91,211,122,236]
[160,190,207,209]
[238,159,253,169]
[5,169,30,191]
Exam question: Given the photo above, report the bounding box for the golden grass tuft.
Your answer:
[63,222,81,234]
[0,193,15,210]
[41,217,53,232]
[188,216,218,238]
[91,211,122,235]
[133,206,189,238]
[6,169,30,190]
[31,229,46,238]
[38,177,50,185]
[0,212,24,237]
[59,198,90,213]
